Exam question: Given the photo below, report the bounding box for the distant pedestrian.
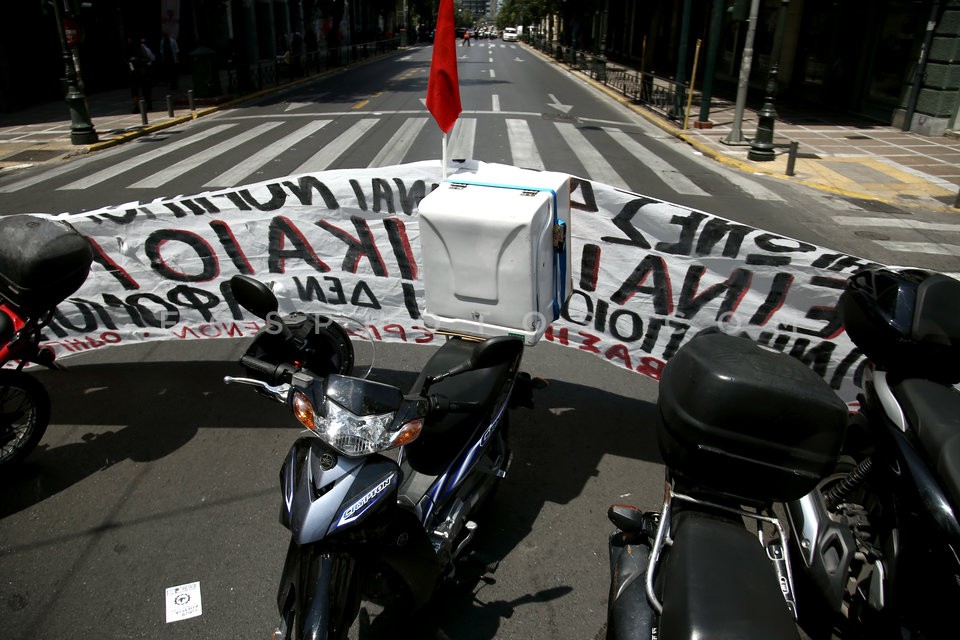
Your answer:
[462,29,470,46]
[159,31,179,90]
[127,36,155,113]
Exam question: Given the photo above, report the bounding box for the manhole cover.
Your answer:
[2,149,64,162]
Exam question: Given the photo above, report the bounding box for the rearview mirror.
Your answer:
[440,336,523,380]
[230,275,279,320]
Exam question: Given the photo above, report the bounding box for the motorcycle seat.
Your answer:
[893,378,960,510]
[660,510,800,640]
[404,337,520,476]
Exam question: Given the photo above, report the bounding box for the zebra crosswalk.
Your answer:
[1,112,789,204]
[832,214,960,263]
[1,108,958,266]
[206,119,331,187]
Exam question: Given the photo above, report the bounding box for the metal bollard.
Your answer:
[785,141,799,176]
[139,99,148,126]
[166,94,174,117]
[188,89,195,112]
[954,188,960,209]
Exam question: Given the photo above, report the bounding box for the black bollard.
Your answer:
[139,99,148,126]
[188,89,195,112]
[166,94,174,117]
[785,141,799,176]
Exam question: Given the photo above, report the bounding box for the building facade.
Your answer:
[542,0,960,136]
[1,0,408,112]
[6,1,958,136]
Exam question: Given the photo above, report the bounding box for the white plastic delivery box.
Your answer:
[417,169,572,345]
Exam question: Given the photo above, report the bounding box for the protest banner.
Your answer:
[36,160,872,402]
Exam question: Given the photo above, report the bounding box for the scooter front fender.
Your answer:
[280,437,399,545]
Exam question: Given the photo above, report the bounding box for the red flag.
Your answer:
[426,0,462,134]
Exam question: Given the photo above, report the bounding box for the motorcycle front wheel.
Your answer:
[0,370,50,467]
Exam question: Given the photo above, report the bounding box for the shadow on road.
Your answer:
[4,355,660,639]
[2,359,288,518]
[337,375,661,639]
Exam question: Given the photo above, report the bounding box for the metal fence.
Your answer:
[528,35,688,123]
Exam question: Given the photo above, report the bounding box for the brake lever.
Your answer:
[223,376,291,402]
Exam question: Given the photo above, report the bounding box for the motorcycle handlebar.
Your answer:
[429,394,483,415]
[239,354,295,383]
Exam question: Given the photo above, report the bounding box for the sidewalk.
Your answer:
[0,70,280,173]
[2,56,960,212]
[677,98,960,211]
[568,56,960,212]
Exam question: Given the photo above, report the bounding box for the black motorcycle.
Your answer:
[605,330,848,640]
[0,215,92,468]
[606,267,960,640]
[786,267,960,639]
[222,275,529,639]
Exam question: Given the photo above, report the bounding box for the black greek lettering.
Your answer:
[167,286,219,322]
[656,211,708,256]
[283,176,340,209]
[145,229,220,283]
[269,216,329,274]
[372,178,396,214]
[611,255,673,315]
[580,244,600,292]
[317,217,388,276]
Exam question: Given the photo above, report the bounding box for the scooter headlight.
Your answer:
[292,390,422,457]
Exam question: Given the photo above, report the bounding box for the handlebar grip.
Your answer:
[429,394,482,415]
[240,355,293,382]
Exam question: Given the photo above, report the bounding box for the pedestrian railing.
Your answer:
[528,35,688,123]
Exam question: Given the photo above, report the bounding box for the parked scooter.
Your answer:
[605,331,849,640]
[223,274,529,639]
[606,267,960,640]
[786,267,960,639]
[0,215,92,468]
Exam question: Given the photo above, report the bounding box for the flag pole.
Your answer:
[441,131,448,179]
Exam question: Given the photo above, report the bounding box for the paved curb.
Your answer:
[522,42,946,212]
[79,49,402,155]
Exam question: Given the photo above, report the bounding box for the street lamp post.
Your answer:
[49,0,97,145]
[748,0,789,162]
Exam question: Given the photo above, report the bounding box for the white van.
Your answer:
[502,27,518,42]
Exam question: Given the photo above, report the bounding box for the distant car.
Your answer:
[502,27,518,42]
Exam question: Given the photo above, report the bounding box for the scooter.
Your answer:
[605,330,849,640]
[222,274,529,639]
[786,267,960,639]
[0,215,92,468]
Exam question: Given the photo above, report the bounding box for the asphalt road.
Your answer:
[3,336,663,640]
[2,40,960,640]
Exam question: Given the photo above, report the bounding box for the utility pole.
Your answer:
[903,0,941,132]
[49,0,97,145]
[749,0,790,161]
[723,0,761,145]
[696,0,724,127]
[674,0,693,119]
